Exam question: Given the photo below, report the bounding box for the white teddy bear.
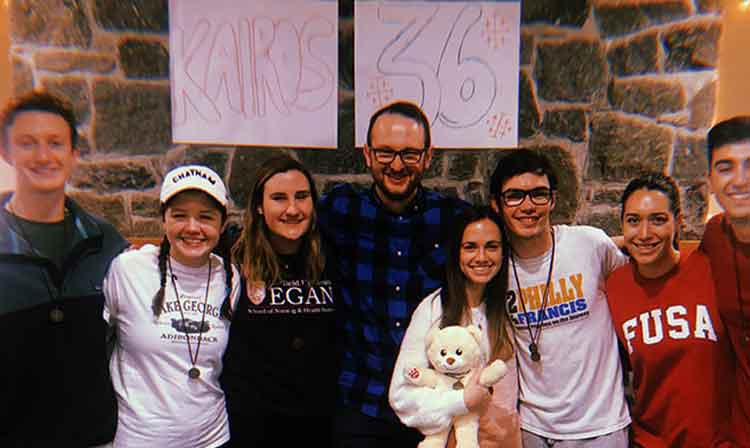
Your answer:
[404,324,508,448]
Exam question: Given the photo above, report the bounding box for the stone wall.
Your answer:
[9,0,721,238]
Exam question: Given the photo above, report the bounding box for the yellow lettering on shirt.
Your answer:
[547,280,561,306]
[557,277,577,302]
[525,285,541,310]
[517,273,584,311]
[569,273,584,298]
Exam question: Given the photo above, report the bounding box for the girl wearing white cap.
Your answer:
[103,165,240,447]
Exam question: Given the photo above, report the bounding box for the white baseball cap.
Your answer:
[160,165,228,208]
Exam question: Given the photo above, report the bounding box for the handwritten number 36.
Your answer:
[377,5,497,129]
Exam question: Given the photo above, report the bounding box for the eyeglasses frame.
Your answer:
[499,187,555,207]
[368,147,428,166]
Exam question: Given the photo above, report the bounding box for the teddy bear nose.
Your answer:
[447,357,455,365]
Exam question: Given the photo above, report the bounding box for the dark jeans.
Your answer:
[333,407,423,448]
[226,413,333,447]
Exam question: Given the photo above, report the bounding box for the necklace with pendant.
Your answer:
[168,257,213,379]
[7,199,69,323]
[445,371,471,390]
[510,229,556,362]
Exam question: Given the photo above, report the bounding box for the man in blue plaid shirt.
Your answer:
[319,101,470,447]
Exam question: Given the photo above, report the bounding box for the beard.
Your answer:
[372,168,423,203]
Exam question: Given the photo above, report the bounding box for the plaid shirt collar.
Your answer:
[366,185,428,218]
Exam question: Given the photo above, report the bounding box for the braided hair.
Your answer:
[151,236,172,317]
[151,192,236,320]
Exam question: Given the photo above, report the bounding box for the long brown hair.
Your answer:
[233,155,324,285]
[440,206,512,361]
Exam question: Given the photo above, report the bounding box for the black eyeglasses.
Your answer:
[370,148,426,165]
[499,188,553,207]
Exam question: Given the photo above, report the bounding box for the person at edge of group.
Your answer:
[700,116,750,447]
[606,172,734,447]
[221,155,339,446]
[389,205,522,447]
[489,148,631,447]
[0,91,128,447]
[103,165,240,447]
[317,100,471,447]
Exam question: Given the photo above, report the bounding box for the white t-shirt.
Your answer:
[104,245,240,448]
[389,289,519,436]
[507,225,630,439]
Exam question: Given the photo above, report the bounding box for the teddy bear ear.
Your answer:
[425,326,440,349]
[466,324,482,344]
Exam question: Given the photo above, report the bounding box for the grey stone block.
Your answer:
[579,211,620,236]
[542,108,587,142]
[688,80,717,130]
[175,148,232,180]
[534,39,607,102]
[13,56,34,96]
[663,21,721,72]
[34,51,116,74]
[41,77,91,124]
[595,0,691,38]
[681,181,708,238]
[11,0,91,47]
[93,0,168,33]
[131,193,161,218]
[607,32,660,76]
[71,159,157,192]
[93,80,172,154]
[519,71,540,138]
[295,147,367,176]
[119,39,169,79]
[673,133,708,179]
[521,0,590,27]
[447,151,481,181]
[130,218,163,238]
[608,78,685,118]
[588,112,672,181]
[68,191,129,235]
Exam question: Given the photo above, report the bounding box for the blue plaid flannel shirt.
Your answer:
[318,183,470,421]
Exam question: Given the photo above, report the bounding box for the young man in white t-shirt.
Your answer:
[489,149,630,447]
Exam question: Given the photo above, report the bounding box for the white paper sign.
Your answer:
[169,0,338,147]
[355,0,520,148]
